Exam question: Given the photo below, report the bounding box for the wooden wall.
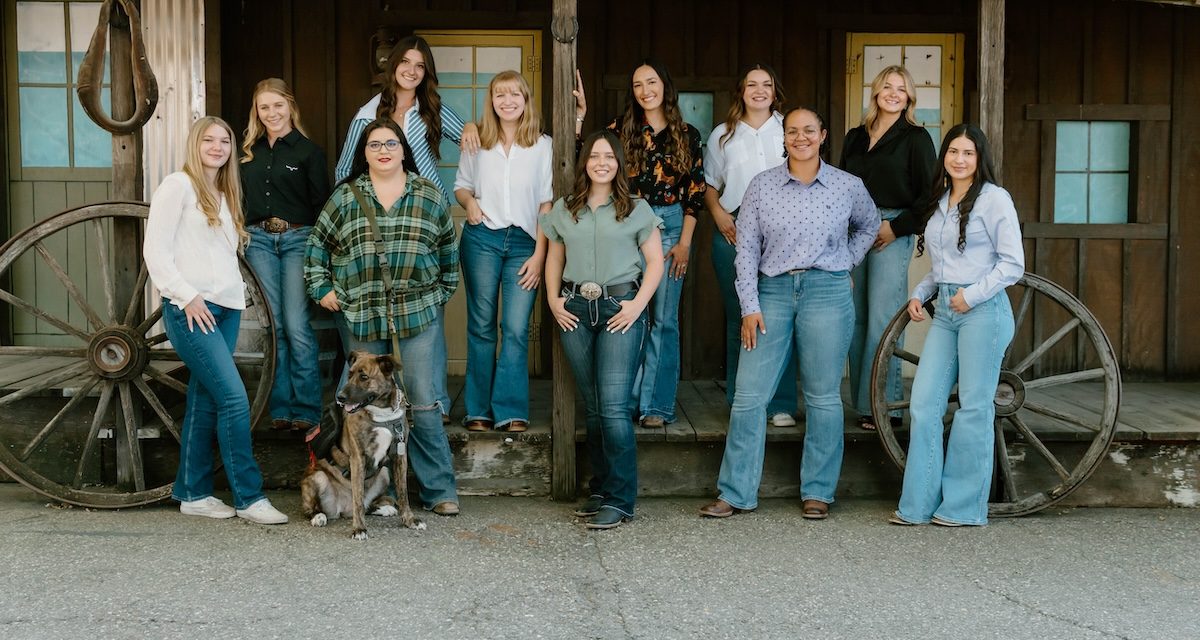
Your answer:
[217,0,1200,379]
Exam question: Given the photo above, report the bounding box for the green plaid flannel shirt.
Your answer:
[305,173,459,341]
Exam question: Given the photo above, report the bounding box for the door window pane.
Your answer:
[20,87,70,166]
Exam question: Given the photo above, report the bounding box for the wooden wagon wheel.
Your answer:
[871,273,1121,517]
[0,202,275,508]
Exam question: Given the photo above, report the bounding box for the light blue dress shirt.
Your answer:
[911,182,1025,308]
[734,161,879,316]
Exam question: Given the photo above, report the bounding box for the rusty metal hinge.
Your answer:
[527,56,541,72]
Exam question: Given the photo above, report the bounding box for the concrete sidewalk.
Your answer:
[0,484,1196,640]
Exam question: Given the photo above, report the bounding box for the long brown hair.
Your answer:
[478,71,541,149]
[719,63,786,149]
[916,123,1000,256]
[241,78,308,162]
[862,65,919,132]
[183,116,248,246]
[377,36,444,160]
[567,131,635,222]
[619,59,692,175]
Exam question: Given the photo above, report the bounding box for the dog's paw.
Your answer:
[405,517,427,531]
[310,513,328,527]
[351,528,368,541]
[371,505,398,517]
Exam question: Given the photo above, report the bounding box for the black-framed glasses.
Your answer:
[366,140,401,152]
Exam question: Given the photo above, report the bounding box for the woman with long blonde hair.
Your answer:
[143,116,288,525]
[454,70,553,433]
[839,65,937,431]
[240,78,330,433]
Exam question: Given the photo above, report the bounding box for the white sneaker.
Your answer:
[770,412,797,427]
[179,496,236,519]
[235,498,289,525]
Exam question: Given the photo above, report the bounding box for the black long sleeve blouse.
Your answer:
[839,119,937,237]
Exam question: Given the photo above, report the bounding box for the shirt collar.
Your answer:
[253,127,301,150]
[776,159,832,188]
[356,172,413,205]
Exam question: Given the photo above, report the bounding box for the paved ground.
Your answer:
[0,484,1196,640]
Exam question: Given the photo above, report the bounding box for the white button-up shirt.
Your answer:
[144,172,246,310]
[704,112,785,212]
[454,134,553,240]
[911,182,1025,308]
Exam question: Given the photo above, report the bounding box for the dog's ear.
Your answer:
[346,350,363,367]
[375,353,398,377]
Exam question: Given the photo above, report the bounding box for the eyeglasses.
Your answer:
[366,140,401,152]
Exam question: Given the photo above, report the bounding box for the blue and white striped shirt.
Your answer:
[333,95,467,199]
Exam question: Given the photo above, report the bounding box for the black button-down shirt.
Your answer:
[240,129,331,225]
[839,118,937,237]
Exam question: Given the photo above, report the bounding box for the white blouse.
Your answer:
[454,134,553,240]
[911,182,1025,308]
[143,172,246,310]
[703,112,785,212]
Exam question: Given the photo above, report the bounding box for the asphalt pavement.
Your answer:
[0,484,1196,640]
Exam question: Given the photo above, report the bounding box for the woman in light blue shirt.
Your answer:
[891,123,1025,527]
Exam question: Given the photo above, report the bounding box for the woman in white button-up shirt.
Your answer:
[891,124,1025,527]
[143,116,287,525]
[703,63,799,428]
[454,71,553,434]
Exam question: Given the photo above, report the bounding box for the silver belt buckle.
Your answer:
[579,281,603,301]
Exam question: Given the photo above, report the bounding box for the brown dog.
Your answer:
[299,350,424,539]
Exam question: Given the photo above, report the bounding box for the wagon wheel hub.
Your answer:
[993,370,1026,417]
[87,326,148,381]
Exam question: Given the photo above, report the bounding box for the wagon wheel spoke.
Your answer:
[19,376,102,461]
[73,381,115,489]
[117,382,147,492]
[994,418,1019,502]
[122,261,150,326]
[0,361,91,408]
[0,346,89,357]
[145,332,169,347]
[1022,400,1101,433]
[892,347,920,366]
[1011,317,1081,375]
[144,366,189,395]
[1008,413,1070,482]
[147,349,264,367]
[132,376,181,444]
[34,241,107,330]
[1004,286,1036,366]
[886,400,910,412]
[1023,368,1106,390]
[0,288,92,341]
[135,306,163,335]
[90,218,118,322]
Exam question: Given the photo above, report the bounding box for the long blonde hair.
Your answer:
[862,65,919,132]
[478,71,541,149]
[241,78,309,162]
[183,116,249,246]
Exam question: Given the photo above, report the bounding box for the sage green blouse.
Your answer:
[543,196,662,285]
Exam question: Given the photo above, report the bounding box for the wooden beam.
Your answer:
[1024,104,1171,121]
[549,0,578,502]
[1022,223,1168,240]
[979,0,1005,179]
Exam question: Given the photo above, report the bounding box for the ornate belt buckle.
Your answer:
[579,281,603,301]
[263,217,288,233]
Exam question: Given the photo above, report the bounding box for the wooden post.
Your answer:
[549,0,578,502]
[109,0,145,490]
[979,0,1005,179]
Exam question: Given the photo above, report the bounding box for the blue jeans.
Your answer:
[637,203,687,422]
[558,288,647,517]
[460,223,538,427]
[245,226,322,425]
[163,300,266,510]
[335,314,459,509]
[897,284,1014,525]
[848,208,914,417]
[716,270,854,509]
[710,210,798,415]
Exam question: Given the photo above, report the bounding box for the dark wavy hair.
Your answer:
[916,123,999,256]
[619,58,692,175]
[720,63,786,149]
[779,106,830,161]
[567,131,635,222]
[336,119,419,189]
[377,36,445,160]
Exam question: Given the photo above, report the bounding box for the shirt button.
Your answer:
[267,166,271,170]
[266,192,271,196]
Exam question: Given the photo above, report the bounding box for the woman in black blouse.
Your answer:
[240,78,331,432]
[839,65,937,430]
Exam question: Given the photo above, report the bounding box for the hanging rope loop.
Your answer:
[76,0,158,134]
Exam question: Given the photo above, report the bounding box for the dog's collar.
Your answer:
[364,392,404,423]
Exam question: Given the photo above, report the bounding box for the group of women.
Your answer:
[141,35,1023,531]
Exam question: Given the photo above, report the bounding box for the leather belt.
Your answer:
[563,280,638,301]
[254,217,306,233]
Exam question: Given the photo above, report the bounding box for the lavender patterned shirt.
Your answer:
[734,161,879,316]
